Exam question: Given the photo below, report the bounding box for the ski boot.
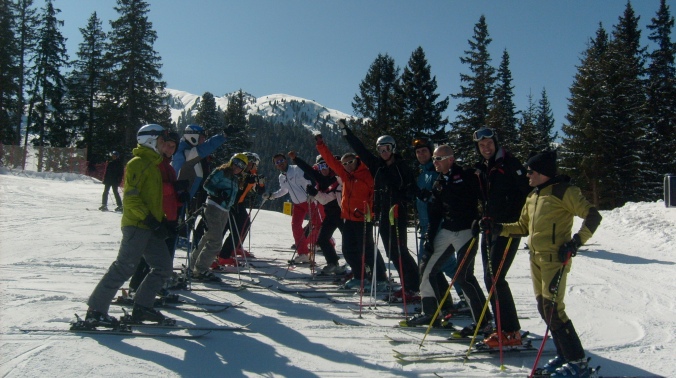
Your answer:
[551,357,591,378]
[130,304,176,326]
[82,310,120,329]
[98,205,108,211]
[399,313,440,328]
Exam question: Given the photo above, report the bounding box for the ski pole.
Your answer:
[390,205,408,316]
[528,254,572,378]
[464,237,513,361]
[357,202,371,318]
[420,236,477,348]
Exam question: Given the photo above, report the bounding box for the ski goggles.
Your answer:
[317,162,329,170]
[274,158,286,166]
[412,137,430,149]
[232,158,247,170]
[377,145,392,154]
[342,159,356,166]
[432,155,453,161]
[472,128,495,142]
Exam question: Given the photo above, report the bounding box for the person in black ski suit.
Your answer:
[473,127,531,348]
[338,119,420,294]
[99,151,124,211]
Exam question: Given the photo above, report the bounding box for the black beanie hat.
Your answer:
[527,150,557,178]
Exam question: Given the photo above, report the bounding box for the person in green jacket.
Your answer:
[85,124,175,327]
[496,150,602,378]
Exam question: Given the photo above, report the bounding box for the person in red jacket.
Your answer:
[315,134,387,290]
[129,132,182,295]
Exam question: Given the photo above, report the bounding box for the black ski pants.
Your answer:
[219,202,251,259]
[316,201,342,265]
[481,235,521,332]
[342,220,386,281]
[377,208,420,292]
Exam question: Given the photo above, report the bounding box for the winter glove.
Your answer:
[144,215,168,239]
[315,134,324,145]
[245,174,258,184]
[256,175,266,186]
[558,234,582,263]
[261,192,272,201]
[337,119,348,136]
[223,123,238,135]
[478,217,493,232]
[423,235,434,255]
[306,184,319,197]
[471,219,480,237]
[416,188,432,202]
[288,151,297,160]
[177,191,191,204]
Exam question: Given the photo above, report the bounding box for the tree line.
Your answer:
[1,0,674,210]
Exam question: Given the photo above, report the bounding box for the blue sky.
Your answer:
[46,0,673,134]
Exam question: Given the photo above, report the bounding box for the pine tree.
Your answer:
[0,0,19,144]
[486,49,518,150]
[449,15,496,163]
[194,91,223,130]
[65,12,108,162]
[561,25,612,208]
[605,3,649,204]
[11,0,40,146]
[103,0,166,150]
[535,88,558,148]
[27,0,69,171]
[352,53,402,149]
[646,0,676,182]
[399,46,449,150]
[515,91,540,163]
[218,89,251,162]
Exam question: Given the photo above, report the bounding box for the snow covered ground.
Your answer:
[0,168,673,377]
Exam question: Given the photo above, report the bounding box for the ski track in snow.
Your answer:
[0,168,673,377]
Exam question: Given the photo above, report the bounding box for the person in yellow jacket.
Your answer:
[495,150,602,377]
[85,124,175,327]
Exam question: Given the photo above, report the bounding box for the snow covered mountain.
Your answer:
[165,88,354,132]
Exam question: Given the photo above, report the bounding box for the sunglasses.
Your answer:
[526,169,535,175]
[342,159,356,166]
[377,145,392,154]
[317,162,328,170]
[432,155,453,161]
[274,158,286,165]
[472,128,495,142]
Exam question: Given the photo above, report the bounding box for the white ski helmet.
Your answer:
[137,124,165,152]
[245,152,260,166]
[184,124,206,146]
[376,135,396,152]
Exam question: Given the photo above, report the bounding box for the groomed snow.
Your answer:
[0,168,673,377]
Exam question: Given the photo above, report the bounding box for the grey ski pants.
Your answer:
[191,203,229,274]
[87,226,172,313]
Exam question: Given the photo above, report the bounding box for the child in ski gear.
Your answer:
[215,152,265,267]
[339,119,420,293]
[190,154,247,280]
[498,150,602,377]
[86,124,173,326]
[288,151,345,274]
[403,145,485,327]
[315,134,387,288]
[262,153,316,263]
[99,151,124,211]
[473,127,531,347]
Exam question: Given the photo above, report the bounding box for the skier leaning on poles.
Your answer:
[337,119,420,296]
[494,150,602,377]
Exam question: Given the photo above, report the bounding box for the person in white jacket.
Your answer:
[262,153,315,263]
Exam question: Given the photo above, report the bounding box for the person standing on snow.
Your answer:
[338,119,420,297]
[495,150,601,377]
[315,134,388,289]
[190,153,248,281]
[99,151,124,212]
[472,127,531,347]
[288,151,345,275]
[401,145,484,328]
[262,153,316,264]
[85,124,174,327]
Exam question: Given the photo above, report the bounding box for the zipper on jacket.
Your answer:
[552,223,556,244]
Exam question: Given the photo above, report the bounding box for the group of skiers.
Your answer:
[86,120,601,378]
